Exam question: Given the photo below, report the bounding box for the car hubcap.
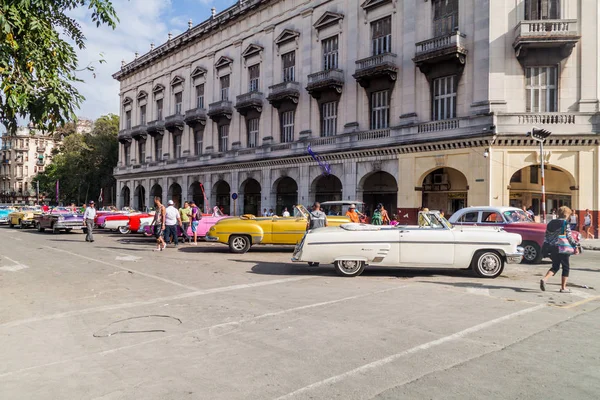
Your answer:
[340,261,360,273]
[523,245,536,261]
[479,254,501,275]
[232,237,246,250]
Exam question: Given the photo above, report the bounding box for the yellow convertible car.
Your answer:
[206,205,350,253]
[8,206,42,229]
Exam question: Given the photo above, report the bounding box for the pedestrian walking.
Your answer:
[306,202,328,230]
[371,204,383,225]
[268,208,275,217]
[179,201,192,243]
[83,200,96,242]
[152,197,167,251]
[379,204,390,225]
[164,200,182,248]
[262,208,268,217]
[569,211,578,231]
[583,209,594,239]
[190,200,201,245]
[540,206,580,293]
[282,207,291,217]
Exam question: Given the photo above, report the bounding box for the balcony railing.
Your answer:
[184,107,207,127]
[208,100,233,121]
[354,53,398,85]
[235,92,264,115]
[356,53,397,71]
[267,82,301,106]
[415,31,465,57]
[417,119,460,133]
[513,19,580,58]
[36,146,45,153]
[164,114,185,132]
[307,69,344,86]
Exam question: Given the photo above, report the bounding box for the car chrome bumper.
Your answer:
[54,222,84,229]
[0,218,8,224]
[506,247,525,264]
[205,235,219,242]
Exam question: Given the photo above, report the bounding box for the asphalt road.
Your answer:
[1,227,599,400]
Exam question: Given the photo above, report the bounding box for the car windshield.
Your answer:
[503,210,533,223]
[417,211,450,229]
[294,205,309,218]
[320,202,365,216]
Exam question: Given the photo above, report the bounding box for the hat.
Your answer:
[189,200,196,205]
[89,201,94,205]
[168,200,174,205]
[349,204,356,209]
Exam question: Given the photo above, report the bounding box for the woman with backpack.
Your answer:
[540,206,580,293]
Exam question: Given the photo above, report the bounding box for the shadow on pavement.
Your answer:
[243,259,475,279]
[417,280,539,293]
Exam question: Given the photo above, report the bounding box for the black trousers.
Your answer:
[549,247,570,277]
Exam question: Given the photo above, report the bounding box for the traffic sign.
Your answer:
[232,193,238,200]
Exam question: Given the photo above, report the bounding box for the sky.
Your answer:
[72,0,238,121]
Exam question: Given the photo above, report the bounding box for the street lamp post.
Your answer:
[527,127,552,223]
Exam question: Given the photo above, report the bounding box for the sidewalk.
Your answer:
[581,238,600,251]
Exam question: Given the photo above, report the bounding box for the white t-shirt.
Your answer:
[282,210,290,217]
[165,206,179,225]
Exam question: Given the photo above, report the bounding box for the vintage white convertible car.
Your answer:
[292,211,524,278]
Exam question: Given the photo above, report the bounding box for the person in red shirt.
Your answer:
[42,203,49,213]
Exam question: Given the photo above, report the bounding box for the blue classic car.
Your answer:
[0,206,14,224]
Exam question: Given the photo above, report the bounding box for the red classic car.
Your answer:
[448,206,580,263]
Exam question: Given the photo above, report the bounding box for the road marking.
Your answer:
[558,295,600,309]
[0,285,407,378]
[0,276,317,328]
[44,246,199,291]
[274,304,546,400]
[115,255,142,262]
[466,288,490,296]
[0,256,29,272]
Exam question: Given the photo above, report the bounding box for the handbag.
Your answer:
[557,220,575,255]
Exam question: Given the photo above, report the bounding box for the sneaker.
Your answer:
[540,279,546,292]
[191,242,197,246]
[153,248,161,252]
[559,288,571,293]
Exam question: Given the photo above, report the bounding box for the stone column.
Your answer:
[298,164,310,207]
[342,160,357,201]
[262,168,273,212]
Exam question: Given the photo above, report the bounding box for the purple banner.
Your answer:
[55,180,59,203]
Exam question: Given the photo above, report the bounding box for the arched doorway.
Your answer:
[214,180,231,215]
[312,174,342,203]
[421,168,467,217]
[274,177,298,216]
[361,171,398,217]
[168,183,182,208]
[241,179,261,216]
[121,186,131,208]
[150,184,162,204]
[509,164,575,219]
[188,182,205,212]
[134,185,146,211]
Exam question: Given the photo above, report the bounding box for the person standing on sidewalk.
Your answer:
[569,211,578,231]
[164,200,182,248]
[583,209,594,239]
[83,200,96,242]
[540,206,579,293]
[152,197,167,251]
[179,201,192,243]
[190,200,201,245]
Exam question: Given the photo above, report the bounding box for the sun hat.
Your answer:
[349,204,356,209]
[168,200,174,205]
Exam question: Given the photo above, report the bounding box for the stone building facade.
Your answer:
[0,126,60,204]
[113,0,600,230]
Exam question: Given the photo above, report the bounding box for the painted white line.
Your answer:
[44,246,199,291]
[0,256,29,272]
[115,255,142,262]
[0,285,407,378]
[0,276,316,328]
[274,304,546,400]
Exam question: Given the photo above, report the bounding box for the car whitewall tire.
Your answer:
[118,226,130,235]
[334,260,365,277]
[472,251,504,278]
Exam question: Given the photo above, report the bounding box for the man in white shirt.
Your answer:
[164,200,182,247]
[83,200,97,242]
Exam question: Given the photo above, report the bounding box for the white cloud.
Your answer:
[71,0,174,120]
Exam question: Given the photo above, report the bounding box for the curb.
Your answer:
[582,246,600,251]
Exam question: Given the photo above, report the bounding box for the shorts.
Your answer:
[191,220,199,233]
[153,225,163,239]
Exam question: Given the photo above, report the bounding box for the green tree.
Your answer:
[0,0,118,134]
[36,114,118,205]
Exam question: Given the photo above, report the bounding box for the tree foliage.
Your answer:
[36,114,118,205]
[0,0,118,134]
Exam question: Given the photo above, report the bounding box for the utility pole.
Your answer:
[36,180,39,204]
[527,127,552,223]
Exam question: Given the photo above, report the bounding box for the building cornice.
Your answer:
[113,0,273,81]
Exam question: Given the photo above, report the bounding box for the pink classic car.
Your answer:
[448,206,581,264]
[141,213,227,239]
